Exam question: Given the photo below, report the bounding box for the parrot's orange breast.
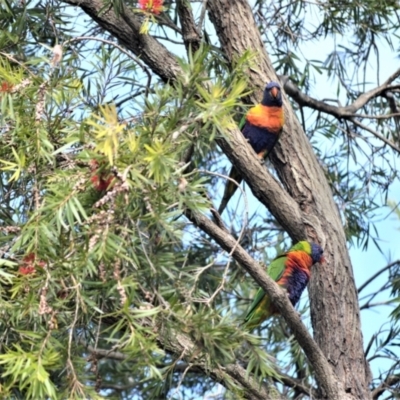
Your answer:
[246,105,284,133]
[278,251,313,287]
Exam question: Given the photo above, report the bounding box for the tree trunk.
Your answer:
[207,1,371,398]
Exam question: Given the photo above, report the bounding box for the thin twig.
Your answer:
[197,0,208,30]
[358,260,400,293]
[349,113,400,120]
[64,36,152,94]
[351,119,400,154]
[136,220,157,274]
[198,169,249,242]
[360,300,396,311]
[372,375,400,399]
[0,52,36,77]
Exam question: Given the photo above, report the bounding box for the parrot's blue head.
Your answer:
[262,81,283,107]
[310,243,324,264]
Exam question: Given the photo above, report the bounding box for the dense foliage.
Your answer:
[0,0,399,399]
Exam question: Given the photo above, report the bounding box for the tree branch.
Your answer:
[351,119,400,153]
[61,0,181,82]
[185,209,343,400]
[85,344,126,361]
[275,372,319,398]
[358,260,400,294]
[216,132,305,240]
[371,375,400,399]
[154,326,272,400]
[176,0,201,53]
[281,68,400,118]
[85,324,271,399]
[87,338,319,398]
[281,75,400,153]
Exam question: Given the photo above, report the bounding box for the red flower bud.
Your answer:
[89,159,114,191]
[0,82,13,93]
[18,253,46,275]
[138,0,163,15]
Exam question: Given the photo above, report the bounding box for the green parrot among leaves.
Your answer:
[243,241,324,330]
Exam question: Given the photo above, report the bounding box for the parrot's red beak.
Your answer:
[270,86,279,98]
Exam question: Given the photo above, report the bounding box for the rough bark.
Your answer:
[207,1,371,398]
[215,133,305,238]
[61,0,371,398]
[176,0,202,53]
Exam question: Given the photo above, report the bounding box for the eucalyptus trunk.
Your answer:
[207,1,371,398]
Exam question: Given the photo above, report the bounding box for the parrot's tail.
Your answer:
[218,166,243,215]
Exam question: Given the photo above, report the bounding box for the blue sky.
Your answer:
[298,33,400,379]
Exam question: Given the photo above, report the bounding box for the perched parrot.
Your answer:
[218,81,284,215]
[243,241,324,330]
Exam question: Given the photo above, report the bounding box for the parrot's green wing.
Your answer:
[243,286,267,326]
[238,114,246,130]
[243,254,288,327]
[267,253,288,282]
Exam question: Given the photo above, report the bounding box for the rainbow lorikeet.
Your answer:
[218,82,284,215]
[243,241,324,330]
